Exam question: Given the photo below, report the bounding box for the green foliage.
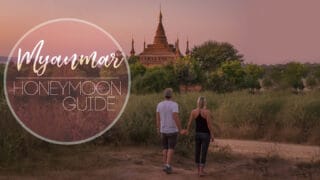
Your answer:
[191,40,243,71]
[129,61,146,79]
[78,64,100,77]
[288,98,320,142]
[261,78,273,89]
[264,65,285,87]
[207,60,245,92]
[283,62,308,89]
[0,98,42,164]
[221,60,246,86]
[113,91,320,145]
[243,64,265,90]
[306,76,318,88]
[174,56,203,85]
[1,90,320,164]
[312,65,320,80]
[132,65,178,94]
[217,92,284,138]
[207,71,227,93]
[128,55,139,65]
[125,43,320,94]
[118,94,161,144]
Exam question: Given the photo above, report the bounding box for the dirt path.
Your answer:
[0,139,319,179]
[214,139,320,162]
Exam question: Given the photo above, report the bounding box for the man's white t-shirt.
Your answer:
[156,100,179,134]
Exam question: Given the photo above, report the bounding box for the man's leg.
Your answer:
[161,134,169,172]
[164,133,178,174]
[163,149,168,165]
[166,149,174,165]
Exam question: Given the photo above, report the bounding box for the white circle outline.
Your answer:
[4,18,131,145]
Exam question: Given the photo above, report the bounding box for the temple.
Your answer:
[130,9,189,67]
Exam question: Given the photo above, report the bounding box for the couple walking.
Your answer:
[156,88,214,176]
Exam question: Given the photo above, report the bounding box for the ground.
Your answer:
[0,139,320,180]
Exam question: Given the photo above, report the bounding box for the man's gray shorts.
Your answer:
[161,132,178,150]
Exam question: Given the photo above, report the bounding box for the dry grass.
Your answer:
[1,90,320,166]
[1,145,319,180]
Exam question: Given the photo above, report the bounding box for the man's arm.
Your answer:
[156,112,160,134]
[173,112,182,133]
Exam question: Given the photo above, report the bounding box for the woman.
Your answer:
[185,96,214,177]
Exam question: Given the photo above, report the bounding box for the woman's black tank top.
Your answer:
[195,110,210,134]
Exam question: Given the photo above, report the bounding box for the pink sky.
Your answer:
[1,0,320,64]
[11,20,119,57]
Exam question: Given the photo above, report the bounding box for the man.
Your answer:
[156,88,183,174]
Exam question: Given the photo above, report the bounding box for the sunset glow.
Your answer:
[1,0,320,64]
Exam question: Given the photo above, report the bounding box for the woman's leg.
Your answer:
[200,133,210,165]
[195,133,201,165]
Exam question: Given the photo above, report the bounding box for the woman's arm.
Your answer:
[206,110,214,141]
[186,110,194,133]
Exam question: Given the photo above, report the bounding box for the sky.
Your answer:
[1,0,320,64]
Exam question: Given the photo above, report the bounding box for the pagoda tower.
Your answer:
[138,9,183,67]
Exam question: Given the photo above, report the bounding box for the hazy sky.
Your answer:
[1,0,320,64]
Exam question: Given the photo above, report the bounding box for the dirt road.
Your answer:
[0,139,319,179]
[214,139,320,162]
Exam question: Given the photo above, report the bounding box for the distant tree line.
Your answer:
[128,40,320,94]
[1,40,319,95]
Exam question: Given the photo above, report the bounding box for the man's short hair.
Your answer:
[164,88,173,99]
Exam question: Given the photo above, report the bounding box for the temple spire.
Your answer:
[175,37,182,56]
[159,4,162,23]
[130,38,135,56]
[153,7,168,45]
[175,37,179,50]
[185,37,190,55]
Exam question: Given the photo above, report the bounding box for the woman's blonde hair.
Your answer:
[197,96,206,109]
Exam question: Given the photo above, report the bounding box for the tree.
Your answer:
[132,65,178,94]
[304,64,320,89]
[243,64,265,91]
[78,64,100,77]
[174,56,203,86]
[130,61,146,79]
[191,40,243,72]
[305,76,317,88]
[128,55,139,65]
[220,60,246,88]
[207,60,245,92]
[262,64,286,89]
[283,62,308,90]
[312,65,320,81]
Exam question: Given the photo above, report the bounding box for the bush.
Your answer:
[131,65,178,94]
[77,91,320,145]
[2,90,320,164]
[286,96,320,142]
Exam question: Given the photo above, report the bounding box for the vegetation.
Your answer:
[1,87,320,164]
[129,41,320,94]
[191,40,243,71]
[1,39,320,165]
[108,91,320,145]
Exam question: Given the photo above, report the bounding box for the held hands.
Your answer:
[211,136,214,142]
[180,129,188,135]
[157,128,161,136]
